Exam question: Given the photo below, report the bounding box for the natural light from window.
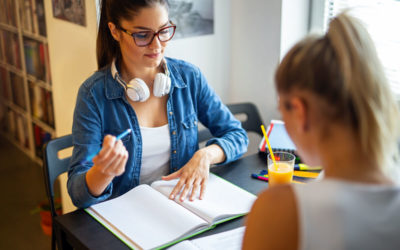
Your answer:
[323,0,400,96]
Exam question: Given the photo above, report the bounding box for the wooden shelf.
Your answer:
[32,116,55,133]
[22,31,47,43]
[0,61,23,76]
[27,74,51,89]
[0,22,18,33]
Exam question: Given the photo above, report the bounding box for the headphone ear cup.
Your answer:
[126,78,150,102]
[153,73,171,97]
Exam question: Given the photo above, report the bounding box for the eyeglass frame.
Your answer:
[116,21,177,47]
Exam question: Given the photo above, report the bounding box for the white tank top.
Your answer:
[139,124,171,185]
[293,178,400,250]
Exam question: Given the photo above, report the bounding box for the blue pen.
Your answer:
[81,128,132,164]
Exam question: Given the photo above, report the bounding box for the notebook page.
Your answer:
[151,174,256,224]
[168,226,245,250]
[88,185,208,250]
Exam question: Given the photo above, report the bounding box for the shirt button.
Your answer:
[194,121,197,125]
[173,150,177,154]
[169,111,173,115]
[172,131,176,135]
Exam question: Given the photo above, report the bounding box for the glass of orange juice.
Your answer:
[267,152,295,187]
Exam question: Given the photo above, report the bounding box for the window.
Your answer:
[312,0,400,96]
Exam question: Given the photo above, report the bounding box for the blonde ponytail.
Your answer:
[275,12,400,179]
[327,13,400,177]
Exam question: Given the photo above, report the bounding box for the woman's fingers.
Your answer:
[189,179,202,201]
[93,136,128,177]
[179,177,195,202]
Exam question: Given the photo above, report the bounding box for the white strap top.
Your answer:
[139,124,171,185]
[293,179,400,250]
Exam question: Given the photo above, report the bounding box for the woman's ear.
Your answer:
[290,97,309,132]
[108,22,121,42]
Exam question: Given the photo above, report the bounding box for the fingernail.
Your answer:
[170,195,174,199]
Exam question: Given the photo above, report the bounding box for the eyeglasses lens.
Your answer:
[133,26,175,46]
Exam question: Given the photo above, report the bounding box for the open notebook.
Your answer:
[168,226,245,250]
[85,173,256,250]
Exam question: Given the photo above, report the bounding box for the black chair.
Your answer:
[198,102,264,142]
[42,134,73,250]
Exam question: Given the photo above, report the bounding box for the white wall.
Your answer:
[44,0,98,213]
[165,0,231,101]
[168,0,310,125]
[229,0,283,124]
[280,0,310,59]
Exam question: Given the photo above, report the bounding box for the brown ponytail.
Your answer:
[96,0,169,69]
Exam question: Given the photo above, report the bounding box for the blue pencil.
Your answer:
[81,128,132,164]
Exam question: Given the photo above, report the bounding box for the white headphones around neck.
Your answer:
[111,58,171,102]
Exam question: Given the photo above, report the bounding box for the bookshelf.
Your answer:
[0,0,55,164]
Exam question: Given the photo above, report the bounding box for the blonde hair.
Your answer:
[275,12,400,178]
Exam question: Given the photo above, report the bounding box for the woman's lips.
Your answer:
[145,53,160,59]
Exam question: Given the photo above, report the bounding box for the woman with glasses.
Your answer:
[67,0,248,208]
[243,12,400,249]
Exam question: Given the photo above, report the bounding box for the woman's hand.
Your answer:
[92,135,129,177]
[86,135,129,196]
[162,144,225,202]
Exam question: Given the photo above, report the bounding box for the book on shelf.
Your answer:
[86,173,257,250]
[259,120,297,156]
[28,82,54,127]
[29,81,44,119]
[0,67,11,100]
[6,108,16,138]
[35,0,46,36]
[0,30,4,62]
[0,0,17,27]
[16,113,29,148]
[10,72,27,110]
[33,124,51,158]
[24,39,46,81]
[45,90,54,127]
[18,0,33,33]
[2,31,21,69]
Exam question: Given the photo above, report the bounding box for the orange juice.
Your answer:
[268,162,294,186]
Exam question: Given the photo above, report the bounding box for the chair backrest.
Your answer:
[42,134,73,218]
[198,102,264,142]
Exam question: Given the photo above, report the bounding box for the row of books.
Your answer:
[29,82,55,127]
[0,30,21,69]
[0,0,17,27]
[18,0,47,36]
[0,66,11,101]
[10,72,27,111]
[33,123,51,159]
[4,108,29,149]
[24,39,50,82]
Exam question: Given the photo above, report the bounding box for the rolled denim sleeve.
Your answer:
[196,68,249,164]
[67,82,112,208]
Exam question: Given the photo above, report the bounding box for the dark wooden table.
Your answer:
[54,153,270,249]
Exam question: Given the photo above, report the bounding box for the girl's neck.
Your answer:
[317,125,393,185]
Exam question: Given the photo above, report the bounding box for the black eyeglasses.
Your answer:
[117,22,176,47]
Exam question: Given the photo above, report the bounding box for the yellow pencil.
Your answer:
[260,125,276,169]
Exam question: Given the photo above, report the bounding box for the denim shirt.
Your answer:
[67,57,249,208]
